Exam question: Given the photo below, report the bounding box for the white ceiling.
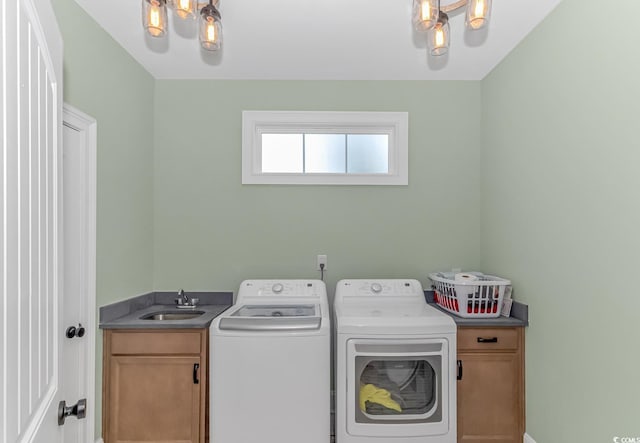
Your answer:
[73,0,562,80]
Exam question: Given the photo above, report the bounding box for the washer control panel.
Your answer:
[238,279,324,299]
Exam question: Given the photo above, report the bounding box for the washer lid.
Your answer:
[219,303,321,331]
[232,304,317,317]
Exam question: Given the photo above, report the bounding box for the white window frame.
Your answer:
[242,111,408,185]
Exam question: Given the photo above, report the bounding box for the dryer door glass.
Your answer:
[353,342,443,424]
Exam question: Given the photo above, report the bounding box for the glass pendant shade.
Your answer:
[142,0,168,37]
[428,12,449,56]
[465,0,492,30]
[199,4,223,51]
[412,0,439,32]
[170,0,197,19]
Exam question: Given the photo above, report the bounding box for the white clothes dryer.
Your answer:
[334,279,456,443]
[211,279,330,443]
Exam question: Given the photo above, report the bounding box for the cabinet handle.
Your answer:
[457,360,463,380]
[193,363,200,384]
[477,337,498,343]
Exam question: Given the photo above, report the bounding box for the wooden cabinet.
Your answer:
[457,326,525,443]
[103,329,208,443]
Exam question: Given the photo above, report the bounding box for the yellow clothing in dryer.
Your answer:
[359,384,402,413]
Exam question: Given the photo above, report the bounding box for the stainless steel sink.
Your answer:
[140,310,205,321]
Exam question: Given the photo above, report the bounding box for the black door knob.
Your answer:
[65,326,76,339]
[66,323,85,339]
[58,398,87,425]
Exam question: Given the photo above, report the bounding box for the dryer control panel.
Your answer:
[335,279,424,301]
[238,279,325,301]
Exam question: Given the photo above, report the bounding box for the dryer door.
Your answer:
[346,338,452,438]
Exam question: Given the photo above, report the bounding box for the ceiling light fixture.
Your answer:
[412,0,492,56]
[142,0,222,51]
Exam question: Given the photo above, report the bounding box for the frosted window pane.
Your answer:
[347,134,389,174]
[305,134,346,173]
[262,134,303,173]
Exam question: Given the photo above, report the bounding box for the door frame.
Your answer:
[62,103,97,443]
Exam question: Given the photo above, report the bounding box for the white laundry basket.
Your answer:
[428,272,511,318]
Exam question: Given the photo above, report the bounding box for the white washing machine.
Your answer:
[210,279,330,443]
[334,279,456,443]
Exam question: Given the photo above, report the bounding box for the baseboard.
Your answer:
[524,433,537,443]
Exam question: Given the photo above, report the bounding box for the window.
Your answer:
[242,111,408,185]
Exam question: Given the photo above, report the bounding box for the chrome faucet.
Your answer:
[179,289,189,305]
[176,289,199,308]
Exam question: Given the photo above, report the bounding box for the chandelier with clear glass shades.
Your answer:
[142,0,222,51]
[413,0,492,56]
[142,0,491,56]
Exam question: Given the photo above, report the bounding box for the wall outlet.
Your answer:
[316,254,327,271]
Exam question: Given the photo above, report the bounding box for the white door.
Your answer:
[62,106,97,443]
[1,0,64,442]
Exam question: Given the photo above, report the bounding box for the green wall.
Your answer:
[481,0,640,440]
[52,0,155,438]
[54,0,640,440]
[153,80,482,296]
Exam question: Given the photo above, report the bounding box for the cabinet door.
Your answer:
[457,352,522,443]
[108,355,202,443]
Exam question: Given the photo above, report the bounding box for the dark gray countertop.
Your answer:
[99,289,527,329]
[99,291,233,329]
[424,290,528,327]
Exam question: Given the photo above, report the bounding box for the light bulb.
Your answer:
[435,26,444,47]
[412,0,439,32]
[199,3,222,51]
[466,0,492,30]
[420,1,430,20]
[174,0,196,20]
[428,12,449,57]
[206,18,216,42]
[142,0,167,37]
[151,8,162,28]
